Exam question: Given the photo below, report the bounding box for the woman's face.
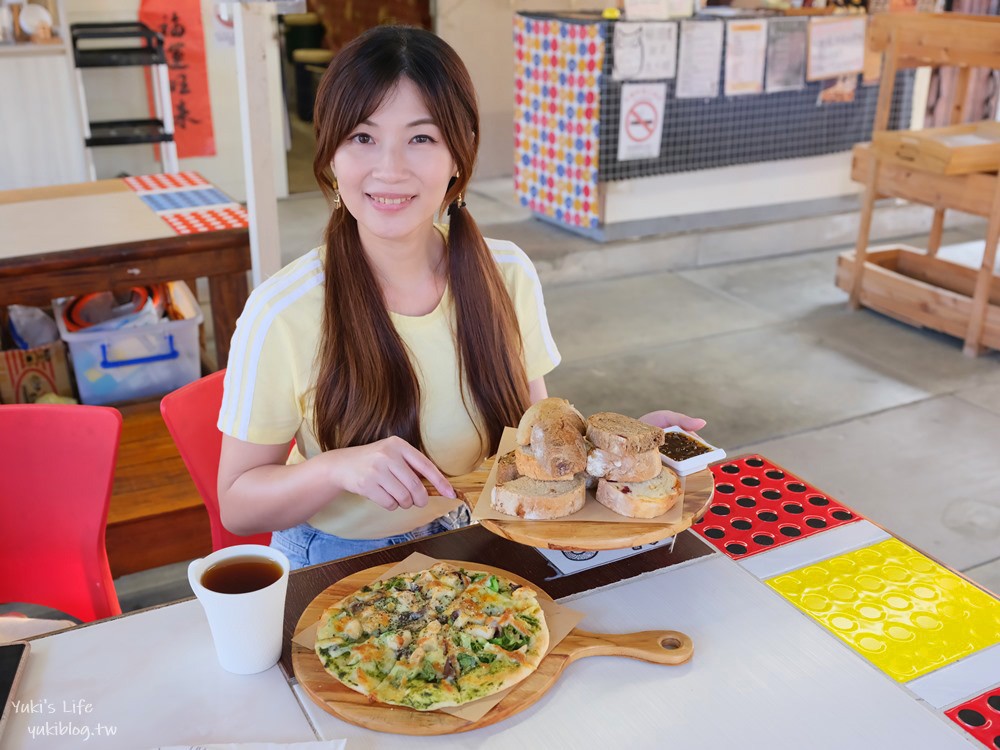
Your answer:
[332,77,458,245]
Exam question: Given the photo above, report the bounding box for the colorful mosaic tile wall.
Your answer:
[513,14,603,231]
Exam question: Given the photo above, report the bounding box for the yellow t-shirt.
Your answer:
[217,235,560,539]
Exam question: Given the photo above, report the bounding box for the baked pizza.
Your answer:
[314,562,549,711]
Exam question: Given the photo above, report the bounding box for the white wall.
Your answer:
[65,0,287,201]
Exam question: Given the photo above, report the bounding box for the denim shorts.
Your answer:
[270,504,472,569]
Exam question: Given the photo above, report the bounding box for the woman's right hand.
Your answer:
[328,436,457,511]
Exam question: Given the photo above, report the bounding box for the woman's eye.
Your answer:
[412,134,436,144]
[351,133,373,144]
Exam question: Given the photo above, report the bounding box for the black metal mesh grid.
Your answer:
[597,18,915,182]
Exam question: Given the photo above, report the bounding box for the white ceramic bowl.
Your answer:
[659,426,726,476]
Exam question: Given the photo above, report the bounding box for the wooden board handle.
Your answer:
[562,629,693,666]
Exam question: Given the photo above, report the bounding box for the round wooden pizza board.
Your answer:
[292,562,693,735]
[478,468,714,551]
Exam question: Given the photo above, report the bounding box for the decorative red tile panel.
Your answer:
[946,688,1000,749]
[692,455,862,559]
[124,171,209,192]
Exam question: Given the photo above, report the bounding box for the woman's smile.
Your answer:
[366,192,417,210]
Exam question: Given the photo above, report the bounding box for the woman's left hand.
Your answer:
[639,410,706,433]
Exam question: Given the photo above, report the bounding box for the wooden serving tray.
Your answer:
[871,121,1000,175]
[292,562,693,736]
[428,458,714,551]
[479,469,714,551]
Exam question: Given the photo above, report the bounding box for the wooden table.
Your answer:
[7,458,1000,749]
[0,174,251,367]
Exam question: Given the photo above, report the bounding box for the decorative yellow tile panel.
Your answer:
[767,538,1000,682]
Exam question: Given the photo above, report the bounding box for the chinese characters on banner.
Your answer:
[139,0,216,158]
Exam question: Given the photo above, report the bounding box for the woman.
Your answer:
[216,26,703,568]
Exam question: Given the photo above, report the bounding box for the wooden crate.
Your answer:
[851,143,998,217]
[835,245,1000,351]
[871,121,1000,175]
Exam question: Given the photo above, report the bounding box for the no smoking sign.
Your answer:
[617,82,666,161]
[625,101,658,141]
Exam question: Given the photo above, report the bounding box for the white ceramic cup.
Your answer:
[187,544,290,675]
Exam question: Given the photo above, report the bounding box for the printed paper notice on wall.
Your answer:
[765,18,807,93]
[624,0,672,20]
[617,82,667,161]
[613,22,678,81]
[807,16,866,82]
[724,20,767,96]
[676,20,723,99]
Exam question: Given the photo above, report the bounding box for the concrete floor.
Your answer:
[98,176,1000,614]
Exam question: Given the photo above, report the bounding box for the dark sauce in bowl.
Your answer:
[659,432,711,461]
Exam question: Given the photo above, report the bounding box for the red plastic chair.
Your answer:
[0,404,123,622]
[160,369,272,551]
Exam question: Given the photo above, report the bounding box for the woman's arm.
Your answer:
[217,435,457,536]
[528,376,548,403]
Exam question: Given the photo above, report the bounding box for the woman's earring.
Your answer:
[331,179,341,210]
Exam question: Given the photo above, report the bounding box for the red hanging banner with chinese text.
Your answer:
[139,0,216,158]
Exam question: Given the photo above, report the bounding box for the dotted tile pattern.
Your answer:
[138,188,234,213]
[945,687,1000,749]
[123,172,209,192]
[513,14,602,230]
[692,455,861,559]
[123,171,245,235]
[160,206,249,235]
[768,538,1000,683]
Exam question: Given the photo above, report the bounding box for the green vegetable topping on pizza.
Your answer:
[314,562,549,710]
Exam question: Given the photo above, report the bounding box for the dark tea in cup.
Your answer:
[200,556,283,594]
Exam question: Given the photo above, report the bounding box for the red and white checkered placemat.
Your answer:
[123,172,248,234]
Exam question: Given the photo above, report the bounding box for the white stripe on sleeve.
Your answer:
[220,257,323,436]
[490,248,561,367]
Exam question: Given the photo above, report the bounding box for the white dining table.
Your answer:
[3,518,993,749]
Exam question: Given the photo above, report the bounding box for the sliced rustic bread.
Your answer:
[514,397,587,478]
[495,450,521,484]
[515,397,586,446]
[586,412,664,456]
[491,472,586,520]
[516,444,587,481]
[586,446,661,483]
[595,467,681,519]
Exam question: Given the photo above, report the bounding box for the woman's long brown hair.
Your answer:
[311,26,531,457]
